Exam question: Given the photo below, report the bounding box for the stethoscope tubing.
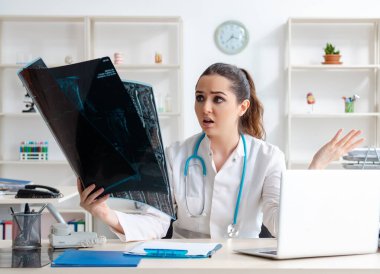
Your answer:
[183,132,247,226]
[232,134,247,225]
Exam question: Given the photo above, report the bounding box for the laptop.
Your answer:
[235,170,380,259]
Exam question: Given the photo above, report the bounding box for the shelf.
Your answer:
[0,160,68,165]
[0,112,180,118]
[290,65,378,70]
[0,63,181,70]
[36,208,86,214]
[289,18,379,24]
[157,112,181,117]
[0,113,41,118]
[287,17,380,169]
[89,16,181,23]
[288,160,350,168]
[0,64,65,69]
[0,15,85,22]
[0,186,77,205]
[0,15,183,237]
[290,159,345,166]
[290,113,380,118]
[115,64,180,70]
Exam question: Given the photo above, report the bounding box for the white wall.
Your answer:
[2,0,380,151]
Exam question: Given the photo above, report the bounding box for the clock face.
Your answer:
[215,21,249,55]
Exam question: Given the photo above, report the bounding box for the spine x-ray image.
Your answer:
[18,57,175,218]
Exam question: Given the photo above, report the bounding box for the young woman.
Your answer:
[78,63,364,241]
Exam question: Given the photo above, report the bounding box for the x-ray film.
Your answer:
[18,57,175,218]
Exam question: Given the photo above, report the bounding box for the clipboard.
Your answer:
[124,241,222,258]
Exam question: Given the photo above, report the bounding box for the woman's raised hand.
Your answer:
[309,129,365,169]
[77,179,123,234]
[77,178,111,219]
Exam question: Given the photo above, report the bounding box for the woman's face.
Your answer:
[195,74,249,137]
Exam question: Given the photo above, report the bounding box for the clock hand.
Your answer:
[227,35,239,42]
[226,35,234,42]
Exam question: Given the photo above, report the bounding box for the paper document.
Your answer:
[124,241,222,258]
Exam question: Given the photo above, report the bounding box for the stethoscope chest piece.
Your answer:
[227,223,239,238]
[184,132,247,237]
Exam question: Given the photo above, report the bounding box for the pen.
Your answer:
[10,206,22,231]
[37,203,48,214]
[23,203,30,241]
[143,248,188,257]
[24,203,30,214]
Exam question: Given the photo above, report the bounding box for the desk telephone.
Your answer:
[15,185,62,198]
[49,223,106,248]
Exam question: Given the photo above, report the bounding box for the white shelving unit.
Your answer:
[88,15,183,147]
[0,15,183,238]
[286,18,380,169]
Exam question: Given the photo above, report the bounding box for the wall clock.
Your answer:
[214,20,249,55]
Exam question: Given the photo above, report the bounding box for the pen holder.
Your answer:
[12,249,42,267]
[345,101,354,113]
[12,212,42,250]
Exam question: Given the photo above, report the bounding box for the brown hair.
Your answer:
[197,63,265,139]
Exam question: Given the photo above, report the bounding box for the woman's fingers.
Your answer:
[330,128,343,145]
[81,184,96,201]
[342,130,362,149]
[86,187,105,204]
[92,193,110,206]
[335,129,356,147]
[346,137,365,152]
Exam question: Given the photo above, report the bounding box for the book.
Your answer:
[0,221,3,240]
[18,57,174,218]
[3,221,12,240]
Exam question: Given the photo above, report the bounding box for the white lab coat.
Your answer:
[112,132,285,241]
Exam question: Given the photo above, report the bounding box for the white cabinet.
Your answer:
[0,186,88,240]
[0,16,183,237]
[286,18,380,169]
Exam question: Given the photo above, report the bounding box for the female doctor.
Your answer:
[78,63,364,241]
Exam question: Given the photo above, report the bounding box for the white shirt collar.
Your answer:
[200,133,246,158]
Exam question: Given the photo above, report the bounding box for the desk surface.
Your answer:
[0,186,78,205]
[1,239,380,274]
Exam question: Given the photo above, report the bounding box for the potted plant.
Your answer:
[322,43,342,64]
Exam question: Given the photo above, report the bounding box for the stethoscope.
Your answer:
[183,132,247,238]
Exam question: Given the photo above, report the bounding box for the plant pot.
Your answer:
[322,54,342,65]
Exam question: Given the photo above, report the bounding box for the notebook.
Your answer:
[124,241,222,258]
[51,250,141,267]
[235,170,380,259]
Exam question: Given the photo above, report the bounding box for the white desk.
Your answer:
[1,239,380,274]
[0,186,78,205]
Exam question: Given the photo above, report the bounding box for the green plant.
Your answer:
[324,43,340,55]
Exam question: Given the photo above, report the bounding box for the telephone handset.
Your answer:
[15,184,62,198]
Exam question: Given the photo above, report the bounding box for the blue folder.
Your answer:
[51,250,141,267]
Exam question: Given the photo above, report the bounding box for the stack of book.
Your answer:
[342,148,380,169]
[0,177,33,195]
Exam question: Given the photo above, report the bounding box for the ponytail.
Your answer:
[239,69,265,139]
